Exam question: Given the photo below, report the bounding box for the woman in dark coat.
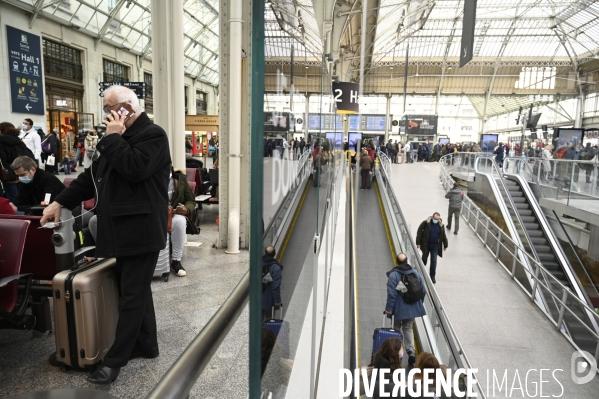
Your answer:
[0,126,35,201]
[43,129,60,174]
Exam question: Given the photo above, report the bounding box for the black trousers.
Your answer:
[103,251,160,368]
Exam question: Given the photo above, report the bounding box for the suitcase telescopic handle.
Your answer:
[383,313,395,329]
[271,304,283,319]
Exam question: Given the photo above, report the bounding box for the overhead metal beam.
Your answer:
[94,0,127,50]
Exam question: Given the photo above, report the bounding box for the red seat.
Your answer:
[63,177,75,187]
[188,181,196,196]
[185,168,196,183]
[0,219,35,329]
[0,215,56,281]
[84,198,95,210]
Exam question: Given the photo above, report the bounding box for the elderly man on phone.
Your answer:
[41,85,171,385]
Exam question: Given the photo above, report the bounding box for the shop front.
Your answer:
[185,115,219,158]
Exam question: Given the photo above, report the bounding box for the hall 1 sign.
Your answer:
[332,82,360,114]
[6,25,45,115]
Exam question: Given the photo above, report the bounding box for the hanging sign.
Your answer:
[459,0,477,68]
[99,82,146,99]
[332,82,360,114]
[7,26,45,115]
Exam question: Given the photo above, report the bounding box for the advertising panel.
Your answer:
[481,134,499,153]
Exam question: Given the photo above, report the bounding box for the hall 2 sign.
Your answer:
[332,82,360,115]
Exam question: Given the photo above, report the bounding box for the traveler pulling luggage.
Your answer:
[51,257,120,369]
[372,314,402,362]
[263,306,290,358]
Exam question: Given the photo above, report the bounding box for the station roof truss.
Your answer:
[5,0,220,86]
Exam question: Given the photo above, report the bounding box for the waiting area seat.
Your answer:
[0,219,35,330]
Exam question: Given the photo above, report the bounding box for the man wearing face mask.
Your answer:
[415,212,448,284]
[41,85,170,385]
[9,156,64,212]
[19,118,41,163]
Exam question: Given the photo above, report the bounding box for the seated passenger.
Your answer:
[169,166,196,277]
[9,156,65,212]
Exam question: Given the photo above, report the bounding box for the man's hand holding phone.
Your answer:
[103,103,134,136]
[175,203,188,215]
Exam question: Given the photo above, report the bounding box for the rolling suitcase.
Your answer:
[372,315,403,362]
[263,306,290,358]
[52,257,119,370]
[154,234,170,281]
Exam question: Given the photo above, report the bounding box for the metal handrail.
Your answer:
[440,157,599,362]
[507,158,599,301]
[473,154,542,263]
[377,151,392,178]
[376,160,485,398]
[147,272,249,399]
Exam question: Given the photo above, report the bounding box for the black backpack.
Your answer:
[397,271,423,303]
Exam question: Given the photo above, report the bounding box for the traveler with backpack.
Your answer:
[384,253,427,365]
[445,182,464,235]
[262,246,283,320]
[416,212,448,284]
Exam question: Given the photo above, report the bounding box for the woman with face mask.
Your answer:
[415,212,449,284]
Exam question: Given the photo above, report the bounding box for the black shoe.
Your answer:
[454,231,458,235]
[431,276,436,284]
[171,260,187,277]
[88,365,120,385]
[408,355,416,365]
[446,225,451,230]
[129,347,159,360]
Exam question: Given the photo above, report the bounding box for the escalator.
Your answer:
[501,173,599,353]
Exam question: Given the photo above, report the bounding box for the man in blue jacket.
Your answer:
[384,253,427,365]
[262,246,283,320]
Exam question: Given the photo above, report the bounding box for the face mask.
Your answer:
[19,175,33,184]
[432,219,439,224]
[22,124,28,131]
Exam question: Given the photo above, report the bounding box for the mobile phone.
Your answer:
[116,103,135,122]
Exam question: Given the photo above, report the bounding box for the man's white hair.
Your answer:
[103,85,142,113]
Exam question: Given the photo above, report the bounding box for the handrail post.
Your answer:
[556,288,569,330]
[495,230,502,260]
[511,253,518,279]
[530,262,540,302]
[483,218,489,246]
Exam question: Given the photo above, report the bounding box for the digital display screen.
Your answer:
[348,132,362,152]
[365,116,388,131]
[439,138,450,144]
[555,128,584,149]
[481,134,498,153]
[325,132,344,150]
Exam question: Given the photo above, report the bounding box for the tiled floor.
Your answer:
[0,204,250,399]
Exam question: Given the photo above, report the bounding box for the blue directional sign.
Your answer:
[7,26,45,115]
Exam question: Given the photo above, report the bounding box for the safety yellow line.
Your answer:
[277,177,312,263]
[374,180,397,263]
[352,177,362,382]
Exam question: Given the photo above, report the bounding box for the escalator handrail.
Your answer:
[472,154,542,264]
[511,159,599,301]
[376,156,486,398]
[439,155,599,331]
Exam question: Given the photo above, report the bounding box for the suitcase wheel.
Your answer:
[162,272,170,282]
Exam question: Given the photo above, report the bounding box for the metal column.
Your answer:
[384,94,391,142]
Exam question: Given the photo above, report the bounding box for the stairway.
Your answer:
[497,177,596,353]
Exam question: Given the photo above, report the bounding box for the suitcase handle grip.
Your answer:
[74,256,97,269]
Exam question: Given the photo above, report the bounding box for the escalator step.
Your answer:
[512,197,527,203]
[504,181,518,187]
[550,271,567,281]
[531,238,548,245]
[516,203,530,209]
[509,191,524,197]
[539,253,556,261]
[528,230,543,237]
[524,223,541,230]
[543,262,560,271]
[534,245,552,253]
[521,216,537,223]
[519,210,534,216]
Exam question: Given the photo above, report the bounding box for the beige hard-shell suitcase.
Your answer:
[52,258,119,369]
